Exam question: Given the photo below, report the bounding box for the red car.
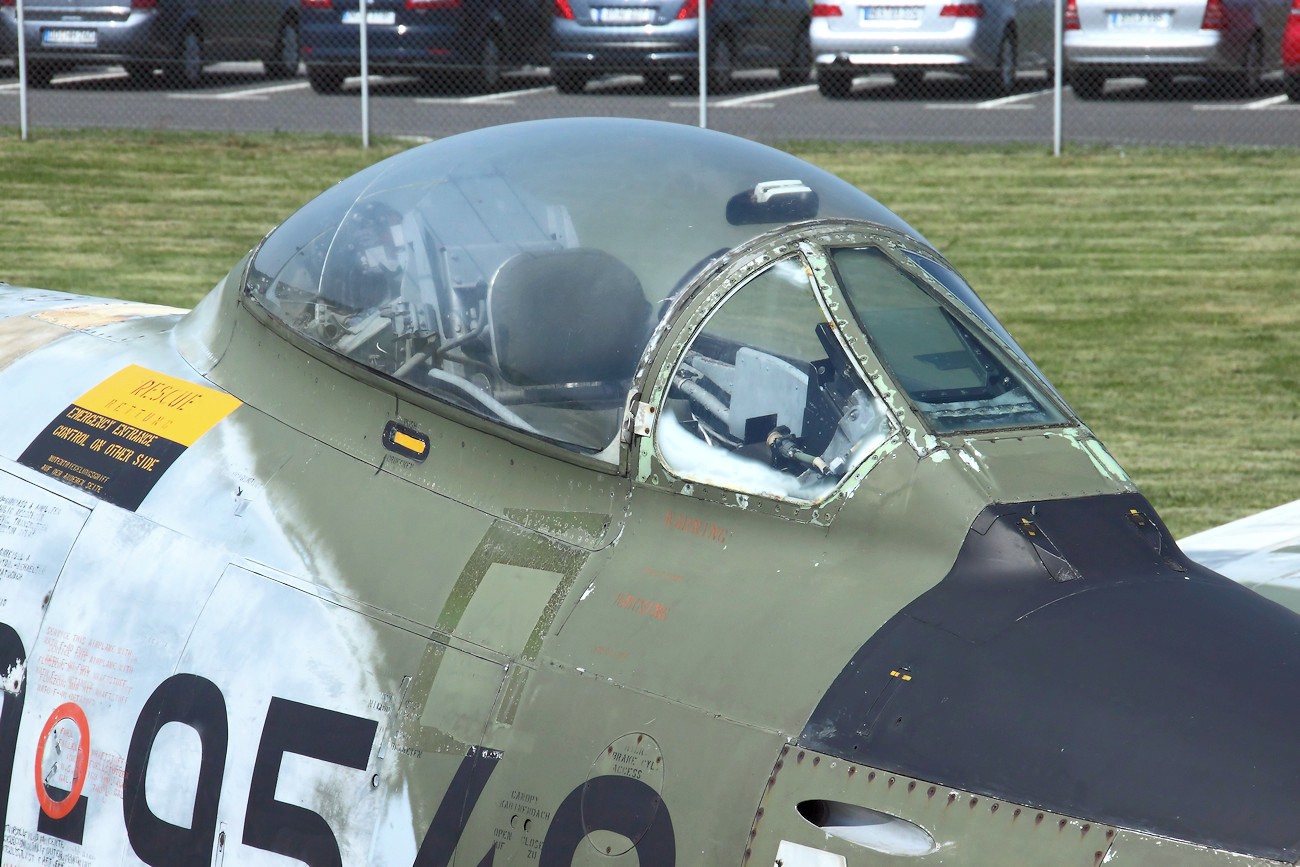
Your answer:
[1286,0,1299,100]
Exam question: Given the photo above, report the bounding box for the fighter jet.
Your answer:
[0,117,1297,867]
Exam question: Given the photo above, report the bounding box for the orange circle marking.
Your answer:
[34,702,91,820]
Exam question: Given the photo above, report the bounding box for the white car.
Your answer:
[1064,0,1290,98]
[810,0,1055,98]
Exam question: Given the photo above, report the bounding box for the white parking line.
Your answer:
[926,87,1051,109]
[983,88,1052,107]
[711,83,818,107]
[46,69,126,86]
[461,85,555,103]
[1193,95,1297,110]
[169,81,311,100]
[666,83,817,109]
[0,69,124,91]
[669,100,771,109]
[215,80,310,99]
[1244,94,1291,109]
[926,103,1035,110]
[415,84,554,105]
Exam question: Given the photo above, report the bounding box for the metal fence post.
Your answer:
[697,0,707,128]
[360,0,370,147]
[17,0,28,140]
[1053,0,1063,156]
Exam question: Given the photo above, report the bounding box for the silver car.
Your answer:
[1063,0,1290,97]
[810,0,1055,97]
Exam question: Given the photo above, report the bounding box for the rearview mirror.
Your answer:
[726,179,819,225]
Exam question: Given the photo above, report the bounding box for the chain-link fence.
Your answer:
[2,0,1297,146]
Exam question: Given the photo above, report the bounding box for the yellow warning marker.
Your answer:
[74,365,241,447]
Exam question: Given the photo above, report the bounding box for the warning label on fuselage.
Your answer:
[18,365,241,510]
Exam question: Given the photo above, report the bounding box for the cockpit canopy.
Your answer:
[243,119,913,454]
[243,119,1070,499]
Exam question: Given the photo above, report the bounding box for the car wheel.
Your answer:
[124,62,158,86]
[1223,33,1263,96]
[165,28,204,88]
[307,65,346,94]
[895,70,924,94]
[817,66,853,98]
[465,34,502,93]
[706,35,733,94]
[974,31,1015,96]
[25,61,57,88]
[1147,72,1173,93]
[1069,70,1104,99]
[264,18,301,79]
[778,29,811,86]
[644,70,672,92]
[1286,72,1300,102]
[555,69,589,93]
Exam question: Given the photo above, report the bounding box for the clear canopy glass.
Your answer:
[243,118,915,455]
[658,254,895,504]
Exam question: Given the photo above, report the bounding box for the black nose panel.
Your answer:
[800,493,1300,862]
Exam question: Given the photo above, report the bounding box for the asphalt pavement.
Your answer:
[1,60,1296,146]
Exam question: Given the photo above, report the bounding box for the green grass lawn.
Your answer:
[2,129,1298,537]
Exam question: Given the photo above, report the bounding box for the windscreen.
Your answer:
[831,246,1069,435]
[659,255,893,504]
[902,251,1069,409]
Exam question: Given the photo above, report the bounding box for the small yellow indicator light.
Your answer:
[393,430,427,456]
[382,421,430,462]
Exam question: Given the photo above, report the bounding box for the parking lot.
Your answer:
[1,59,1296,146]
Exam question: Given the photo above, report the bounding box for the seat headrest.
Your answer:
[488,248,652,386]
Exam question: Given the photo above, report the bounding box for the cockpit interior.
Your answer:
[243,119,1070,505]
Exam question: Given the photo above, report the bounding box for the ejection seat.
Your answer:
[487,248,651,391]
[477,247,653,449]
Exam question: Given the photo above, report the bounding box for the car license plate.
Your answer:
[41,28,97,47]
[340,9,397,24]
[1106,9,1172,28]
[861,5,923,23]
[593,6,656,24]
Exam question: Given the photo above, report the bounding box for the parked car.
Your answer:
[1063,0,1289,98]
[300,0,547,93]
[1285,0,1299,98]
[0,0,301,86]
[550,0,812,93]
[809,0,1054,98]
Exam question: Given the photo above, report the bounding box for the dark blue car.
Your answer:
[0,0,300,86]
[550,0,812,93]
[300,0,547,92]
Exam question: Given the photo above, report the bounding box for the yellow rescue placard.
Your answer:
[73,364,241,447]
[19,365,242,510]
